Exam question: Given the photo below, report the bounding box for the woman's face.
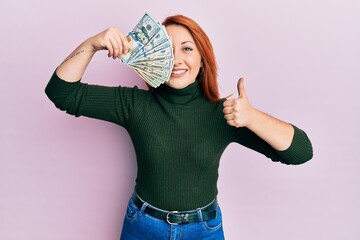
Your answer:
[165,24,202,89]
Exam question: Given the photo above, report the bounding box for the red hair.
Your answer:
[161,15,220,102]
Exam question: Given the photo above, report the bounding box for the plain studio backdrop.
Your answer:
[0,0,359,239]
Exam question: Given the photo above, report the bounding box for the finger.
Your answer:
[223,107,233,114]
[105,41,114,58]
[223,99,235,107]
[237,78,247,98]
[232,103,242,112]
[118,32,129,54]
[109,36,121,59]
[223,113,233,121]
[226,120,236,127]
[113,33,123,58]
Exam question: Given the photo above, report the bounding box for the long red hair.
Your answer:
[161,15,220,102]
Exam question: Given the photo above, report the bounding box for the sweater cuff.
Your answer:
[276,125,313,165]
[45,69,82,99]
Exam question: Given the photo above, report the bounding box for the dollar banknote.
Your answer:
[131,25,170,60]
[134,69,163,87]
[120,13,175,88]
[121,13,161,63]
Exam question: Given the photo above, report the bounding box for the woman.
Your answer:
[45,14,313,240]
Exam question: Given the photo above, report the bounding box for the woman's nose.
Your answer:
[173,51,182,65]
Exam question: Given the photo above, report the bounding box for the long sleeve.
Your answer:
[45,70,148,128]
[232,125,313,165]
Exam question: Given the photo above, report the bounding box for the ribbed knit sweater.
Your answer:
[45,71,313,211]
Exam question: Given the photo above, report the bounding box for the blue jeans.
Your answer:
[120,198,225,240]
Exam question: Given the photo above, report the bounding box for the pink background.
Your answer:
[1,0,359,239]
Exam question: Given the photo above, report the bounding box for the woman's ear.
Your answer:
[199,67,204,75]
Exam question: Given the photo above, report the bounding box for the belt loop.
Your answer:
[196,208,203,222]
[140,202,148,213]
[133,191,148,214]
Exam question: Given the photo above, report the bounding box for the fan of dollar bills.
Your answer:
[121,13,175,88]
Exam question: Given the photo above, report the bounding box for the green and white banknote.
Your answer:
[121,13,174,88]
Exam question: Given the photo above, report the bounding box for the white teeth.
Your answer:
[172,70,186,74]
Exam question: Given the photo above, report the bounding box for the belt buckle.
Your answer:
[166,211,179,225]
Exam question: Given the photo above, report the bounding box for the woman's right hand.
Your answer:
[87,27,129,59]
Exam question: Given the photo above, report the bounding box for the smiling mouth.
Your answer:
[171,69,188,77]
[172,69,187,74]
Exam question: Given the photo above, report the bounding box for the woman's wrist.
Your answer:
[82,37,99,53]
[243,106,259,129]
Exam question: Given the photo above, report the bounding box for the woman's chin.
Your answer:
[165,78,194,89]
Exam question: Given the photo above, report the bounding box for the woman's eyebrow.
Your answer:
[181,41,195,45]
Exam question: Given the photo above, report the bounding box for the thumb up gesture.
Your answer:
[223,78,254,128]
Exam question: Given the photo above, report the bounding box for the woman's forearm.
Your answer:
[56,40,96,82]
[246,108,294,151]
[55,28,129,82]
[223,78,295,151]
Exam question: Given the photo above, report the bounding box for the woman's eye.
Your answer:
[183,47,193,52]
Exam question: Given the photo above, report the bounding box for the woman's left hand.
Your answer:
[223,78,254,128]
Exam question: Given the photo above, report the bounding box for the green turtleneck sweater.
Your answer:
[45,71,313,211]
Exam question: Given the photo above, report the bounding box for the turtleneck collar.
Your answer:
[155,78,204,106]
